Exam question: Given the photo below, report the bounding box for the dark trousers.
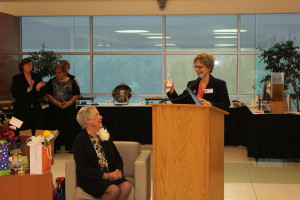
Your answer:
[50,105,80,151]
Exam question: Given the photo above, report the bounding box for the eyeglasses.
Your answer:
[193,65,206,70]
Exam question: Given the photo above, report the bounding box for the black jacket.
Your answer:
[167,75,230,111]
[73,130,124,198]
[11,73,44,114]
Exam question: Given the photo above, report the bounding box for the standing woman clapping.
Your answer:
[11,58,46,134]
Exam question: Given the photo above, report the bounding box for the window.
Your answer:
[93,16,162,52]
[241,14,300,51]
[166,15,238,52]
[93,55,162,94]
[21,14,300,106]
[22,17,89,52]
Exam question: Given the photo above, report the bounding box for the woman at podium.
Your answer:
[164,53,230,111]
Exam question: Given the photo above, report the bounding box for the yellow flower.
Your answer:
[43,130,51,138]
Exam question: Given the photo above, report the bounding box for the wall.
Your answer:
[0,12,20,100]
[0,0,300,16]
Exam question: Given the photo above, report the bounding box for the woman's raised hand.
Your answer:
[164,79,174,93]
[36,81,46,92]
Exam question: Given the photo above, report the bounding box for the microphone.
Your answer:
[187,76,203,89]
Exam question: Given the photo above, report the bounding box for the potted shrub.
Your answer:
[27,44,62,104]
[28,44,62,79]
[259,40,300,112]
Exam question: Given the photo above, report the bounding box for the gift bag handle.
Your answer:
[43,145,52,160]
[26,136,34,144]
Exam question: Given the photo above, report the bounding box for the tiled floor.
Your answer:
[224,146,300,200]
[51,146,300,200]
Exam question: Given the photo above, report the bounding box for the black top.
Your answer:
[67,73,80,88]
[167,75,230,111]
[44,77,80,109]
[67,73,75,81]
[73,129,126,198]
[11,73,44,114]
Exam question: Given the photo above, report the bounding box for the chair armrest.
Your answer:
[65,160,76,200]
[134,150,152,200]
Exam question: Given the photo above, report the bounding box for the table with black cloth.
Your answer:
[76,104,152,144]
[225,106,300,159]
[247,111,300,159]
[225,106,252,146]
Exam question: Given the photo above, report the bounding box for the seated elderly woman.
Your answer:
[73,106,132,200]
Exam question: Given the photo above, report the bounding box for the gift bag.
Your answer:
[30,144,52,174]
[0,140,10,177]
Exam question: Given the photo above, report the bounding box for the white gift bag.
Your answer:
[29,144,52,174]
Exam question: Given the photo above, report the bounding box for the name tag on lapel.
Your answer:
[204,88,213,94]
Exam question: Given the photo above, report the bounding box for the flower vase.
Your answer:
[0,140,10,177]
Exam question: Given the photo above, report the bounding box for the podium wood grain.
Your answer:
[151,104,227,200]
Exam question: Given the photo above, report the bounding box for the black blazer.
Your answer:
[73,130,124,198]
[11,73,43,114]
[167,75,230,111]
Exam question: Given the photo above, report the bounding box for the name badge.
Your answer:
[204,88,213,94]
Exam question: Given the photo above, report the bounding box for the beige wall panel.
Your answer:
[1,0,300,16]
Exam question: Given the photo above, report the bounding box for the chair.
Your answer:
[65,141,151,200]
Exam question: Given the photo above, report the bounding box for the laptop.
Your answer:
[187,88,201,105]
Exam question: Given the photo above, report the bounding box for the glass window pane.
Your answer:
[93,55,162,94]
[165,55,237,95]
[241,14,300,51]
[239,97,253,106]
[22,17,89,52]
[93,16,162,52]
[166,15,238,52]
[255,55,270,95]
[61,55,90,94]
[240,55,256,94]
[241,55,269,95]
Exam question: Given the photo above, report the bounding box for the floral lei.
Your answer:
[96,127,110,141]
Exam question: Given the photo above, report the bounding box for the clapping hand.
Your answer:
[27,80,35,92]
[36,81,46,91]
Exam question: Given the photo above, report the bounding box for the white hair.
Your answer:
[76,106,97,129]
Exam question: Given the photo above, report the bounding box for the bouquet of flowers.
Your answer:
[0,121,17,145]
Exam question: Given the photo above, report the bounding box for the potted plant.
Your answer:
[28,44,62,79]
[27,44,62,104]
[259,40,300,112]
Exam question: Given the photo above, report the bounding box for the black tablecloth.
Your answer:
[225,106,300,159]
[77,106,152,144]
[225,106,252,146]
[247,113,300,159]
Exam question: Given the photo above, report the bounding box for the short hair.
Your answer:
[60,60,70,69]
[193,53,215,73]
[76,106,97,129]
[19,58,33,72]
[54,63,68,76]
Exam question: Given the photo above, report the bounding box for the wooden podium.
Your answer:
[151,103,228,200]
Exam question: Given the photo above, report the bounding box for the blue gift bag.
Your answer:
[0,140,10,177]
